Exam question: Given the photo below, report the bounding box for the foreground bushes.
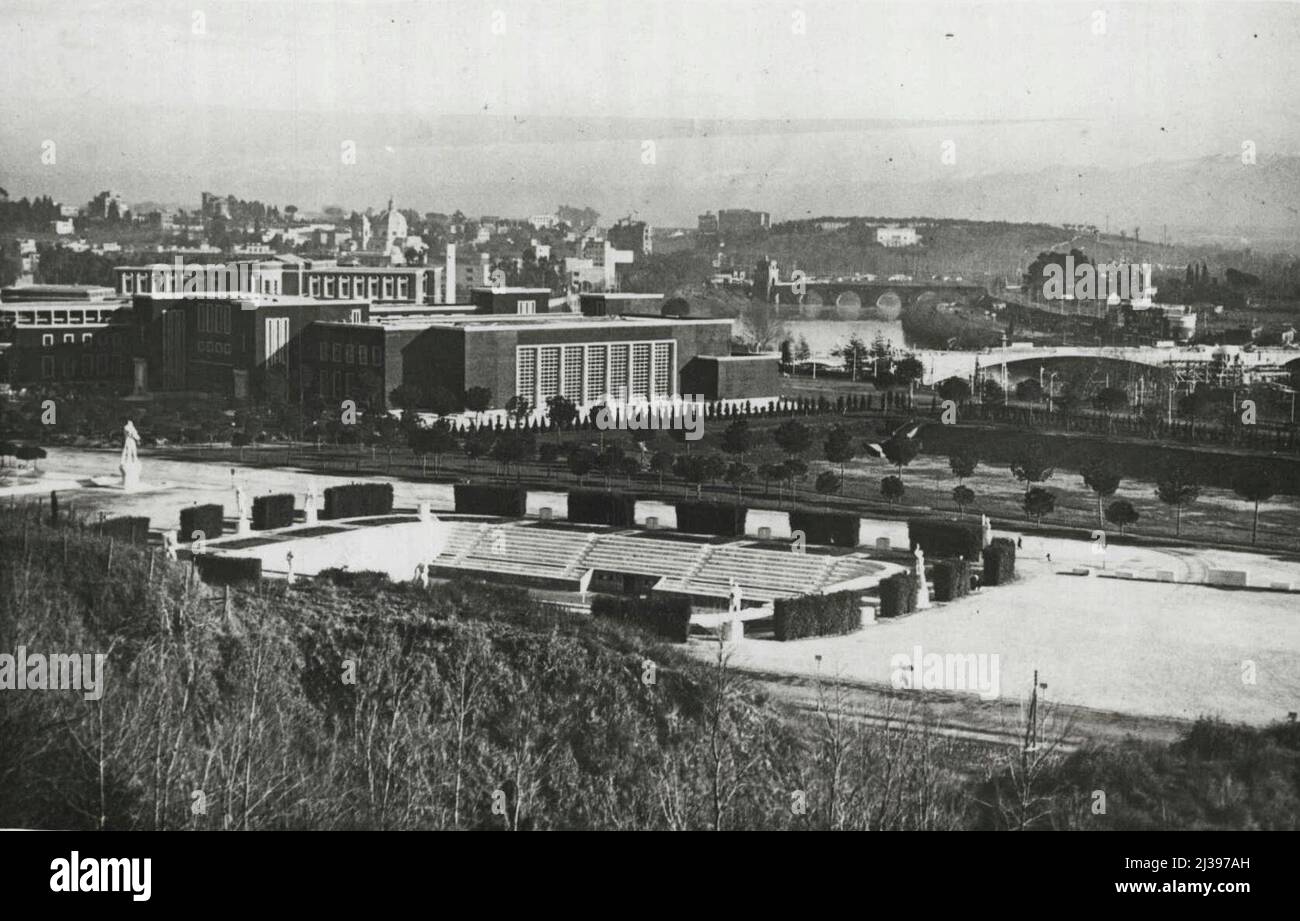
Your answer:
[316,568,393,591]
[323,483,394,519]
[98,516,150,545]
[454,483,526,517]
[180,504,223,542]
[773,591,861,640]
[908,519,983,560]
[675,501,746,537]
[590,594,692,642]
[878,572,918,618]
[982,539,1016,586]
[567,489,637,527]
[788,510,860,547]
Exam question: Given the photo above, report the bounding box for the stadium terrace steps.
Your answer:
[428,520,894,602]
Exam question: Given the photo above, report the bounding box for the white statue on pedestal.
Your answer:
[304,483,319,524]
[285,550,296,586]
[235,487,251,534]
[162,529,179,561]
[914,545,931,610]
[414,561,429,588]
[981,514,992,549]
[728,578,743,614]
[120,420,142,490]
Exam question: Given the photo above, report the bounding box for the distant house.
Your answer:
[876,226,920,248]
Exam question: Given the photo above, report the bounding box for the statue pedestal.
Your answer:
[305,506,318,525]
[120,461,142,492]
[915,578,932,611]
[237,516,252,536]
[418,501,431,522]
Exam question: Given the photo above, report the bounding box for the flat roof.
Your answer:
[429,314,733,333]
[470,286,553,294]
[137,293,369,309]
[2,284,121,302]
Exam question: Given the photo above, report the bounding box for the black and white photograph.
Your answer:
[0,0,1295,890]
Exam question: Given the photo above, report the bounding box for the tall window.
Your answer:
[653,342,674,397]
[350,308,362,324]
[562,346,583,399]
[517,347,537,403]
[585,344,607,403]
[609,344,629,400]
[538,346,560,400]
[265,317,290,365]
[631,343,651,399]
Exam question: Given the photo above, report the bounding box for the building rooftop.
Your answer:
[2,284,121,303]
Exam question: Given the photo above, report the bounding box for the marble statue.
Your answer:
[981,514,993,549]
[121,420,140,466]
[119,420,142,490]
[914,544,931,610]
[728,577,743,614]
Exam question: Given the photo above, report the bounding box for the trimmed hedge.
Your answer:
[180,504,223,542]
[675,501,747,537]
[991,536,1017,579]
[323,483,394,519]
[194,555,262,586]
[932,558,971,602]
[590,594,692,643]
[99,516,150,545]
[454,483,527,517]
[252,493,296,530]
[878,572,918,618]
[316,568,393,591]
[982,541,1016,586]
[788,510,860,547]
[773,591,861,640]
[568,489,637,527]
[908,519,983,560]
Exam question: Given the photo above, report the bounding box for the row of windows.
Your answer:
[308,274,412,300]
[516,340,674,405]
[317,341,382,366]
[197,303,232,334]
[319,370,358,400]
[197,340,232,356]
[40,354,126,379]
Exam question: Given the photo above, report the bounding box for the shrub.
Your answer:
[453,483,526,517]
[788,510,860,547]
[180,504,224,542]
[932,558,972,602]
[99,516,150,545]
[908,519,982,560]
[983,541,1016,586]
[323,483,395,519]
[590,594,692,642]
[773,591,861,640]
[991,537,1016,580]
[878,572,917,618]
[194,555,262,586]
[675,501,747,537]
[567,489,637,527]
[316,568,393,591]
[252,493,296,530]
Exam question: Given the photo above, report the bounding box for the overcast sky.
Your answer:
[2,0,1297,223]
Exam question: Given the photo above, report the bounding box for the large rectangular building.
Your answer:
[0,285,133,389]
[131,293,369,399]
[387,314,735,410]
